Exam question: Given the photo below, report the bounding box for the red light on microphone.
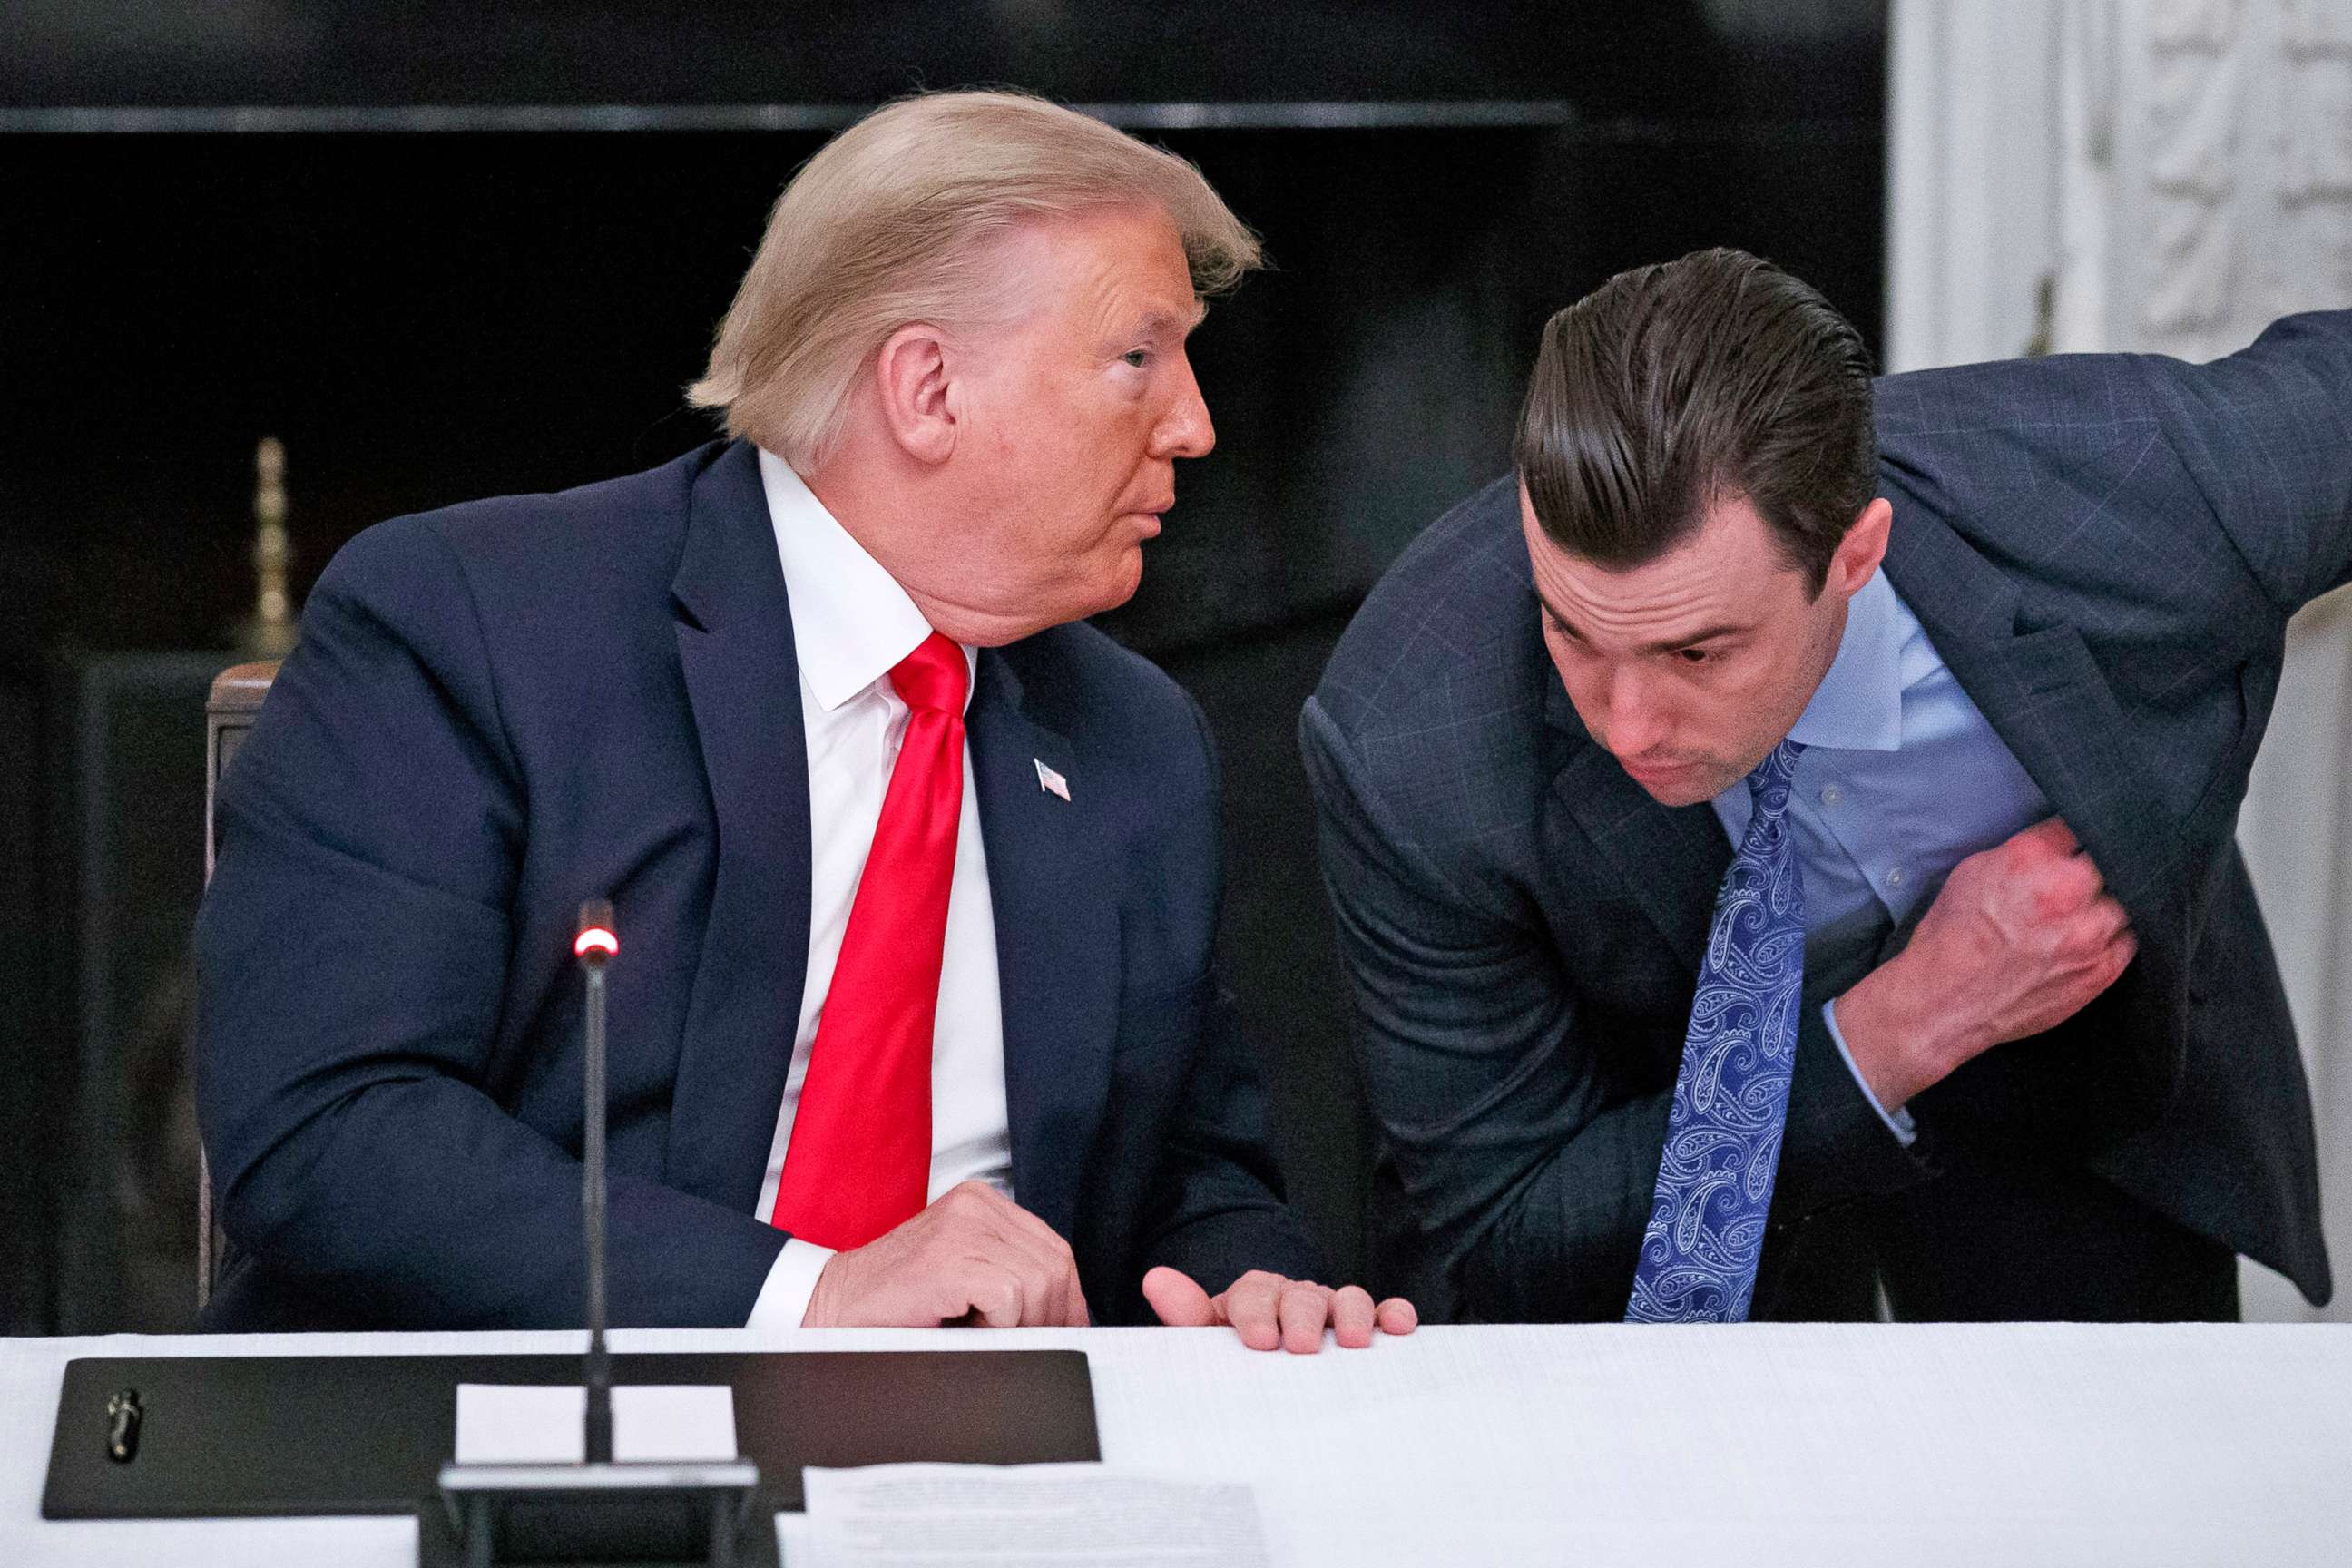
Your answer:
[574,897,618,963]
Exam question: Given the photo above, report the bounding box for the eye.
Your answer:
[1121,348,1152,368]
[1675,647,1711,665]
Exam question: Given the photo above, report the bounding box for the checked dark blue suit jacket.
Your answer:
[195,438,1320,1331]
[1305,312,2352,1322]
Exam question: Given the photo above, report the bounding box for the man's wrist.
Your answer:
[1821,998,1919,1145]
[774,1239,841,1328]
[746,1238,838,1330]
[1832,961,1957,1112]
[800,1248,846,1328]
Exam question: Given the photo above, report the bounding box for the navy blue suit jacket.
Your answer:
[1306,313,2351,1321]
[196,439,1319,1331]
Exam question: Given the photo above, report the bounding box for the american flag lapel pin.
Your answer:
[1034,758,1071,801]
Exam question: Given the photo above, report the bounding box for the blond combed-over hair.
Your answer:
[688,90,1261,470]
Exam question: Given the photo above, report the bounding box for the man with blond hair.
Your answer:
[198,91,1412,1349]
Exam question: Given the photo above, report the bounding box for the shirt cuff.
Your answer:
[745,1237,837,1329]
[1824,996,1918,1147]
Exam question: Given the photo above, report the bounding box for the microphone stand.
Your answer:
[426,899,762,1567]
[580,901,613,1467]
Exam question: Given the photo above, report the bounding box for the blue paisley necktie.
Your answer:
[1626,737,1806,1324]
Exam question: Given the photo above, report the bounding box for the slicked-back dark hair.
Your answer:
[1514,248,1876,593]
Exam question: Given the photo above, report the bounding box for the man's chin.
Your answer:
[1024,556,1143,636]
[1093,547,1146,618]
[1639,781,1722,808]
[1618,760,1727,807]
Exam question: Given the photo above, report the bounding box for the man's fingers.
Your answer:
[2057,848,2105,902]
[1142,1265,1217,1328]
[966,1181,1080,1256]
[946,1259,1029,1328]
[993,1220,1085,1326]
[1220,1271,1284,1352]
[1005,1246,1078,1328]
[1276,1281,1333,1355]
[2017,816,2079,856]
[989,1219,1083,1325]
[1329,1284,1377,1348]
[953,1254,1077,1328]
[1035,1248,1086,1326]
[1374,1296,1419,1336]
[2099,929,2141,987]
[940,1181,1053,1255]
[938,1183,1084,1326]
[2078,894,2132,951]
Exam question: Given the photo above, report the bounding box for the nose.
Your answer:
[1152,351,1215,460]
[1602,665,1671,758]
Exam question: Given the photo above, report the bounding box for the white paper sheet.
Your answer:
[797,1463,1269,1567]
[452,1383,738,1464]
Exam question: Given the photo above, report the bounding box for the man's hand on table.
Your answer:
[793,1181,1418,1350]
[1142,1266,1418,1353]
[802,1181,1091,1328]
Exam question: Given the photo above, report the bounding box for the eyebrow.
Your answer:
[1538,595,1748,653]
[1134,302,1208,338]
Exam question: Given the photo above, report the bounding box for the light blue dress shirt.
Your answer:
[1710,568,2052,1143]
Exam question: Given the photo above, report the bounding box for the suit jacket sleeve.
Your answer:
[1880,310,2352,624]
[1129,691,1328,1301]
[196,519,786,1329]
[1300,699,1926,1322]
[1132,985,1328,1298]
[2154,310,2352,615]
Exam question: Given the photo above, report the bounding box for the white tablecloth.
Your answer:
[7,1323,2349,1565]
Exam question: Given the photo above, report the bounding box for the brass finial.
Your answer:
[237,436,299,658]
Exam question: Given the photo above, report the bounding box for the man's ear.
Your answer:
[873,324,958,465]
[1826,496,1893,600]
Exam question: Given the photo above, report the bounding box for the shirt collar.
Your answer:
[757,446,971,714]
[1785,566,1906,753]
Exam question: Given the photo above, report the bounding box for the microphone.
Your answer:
[431,896,760,1567]
[573,900,617,1466]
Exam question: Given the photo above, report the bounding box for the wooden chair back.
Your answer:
[199,661,278,1311]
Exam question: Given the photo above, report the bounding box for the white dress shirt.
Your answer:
[742,448,1014,1328]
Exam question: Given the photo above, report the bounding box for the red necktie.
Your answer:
[769,631,968,1249]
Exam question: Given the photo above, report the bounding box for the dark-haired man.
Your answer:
[1305,247,2348,1322]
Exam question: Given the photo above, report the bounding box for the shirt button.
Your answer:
[1886,866,1907,888]
[1819,785,1844,808]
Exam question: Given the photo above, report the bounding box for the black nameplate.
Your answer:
[42,1350,1097,1520]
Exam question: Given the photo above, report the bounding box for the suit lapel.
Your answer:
[1541,673,1729,971]
[967,645,1120,1242]
[1883,505,2190,1123]
[1883,508,2190,926]
[663,442,815,1210]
